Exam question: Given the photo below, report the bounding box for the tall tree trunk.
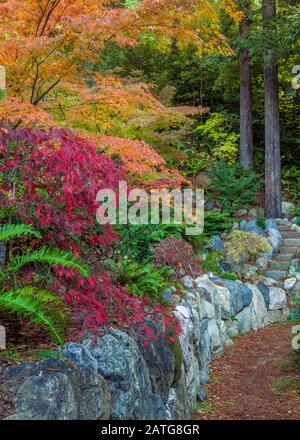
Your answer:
[239,0,253,169]
[263,0,281,218]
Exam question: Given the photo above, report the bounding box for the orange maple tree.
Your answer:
[0,0,241,111]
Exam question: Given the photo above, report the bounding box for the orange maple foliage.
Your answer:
[0,0,241,112]
[82,132,189,188]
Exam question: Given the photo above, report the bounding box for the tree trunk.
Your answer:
[239,0,253,169]
[263,0,281,218]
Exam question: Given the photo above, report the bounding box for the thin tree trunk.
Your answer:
[263,0,281,218]
[240,0,253,169]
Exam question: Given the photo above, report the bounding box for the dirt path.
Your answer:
[197,323,300,420]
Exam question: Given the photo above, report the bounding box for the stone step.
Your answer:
[269,261,291,270]
[283,238,300,247]
[281,231,300,239]
[276,254,295,261]
[278,225,292,231]
[264,270,287,280]
[279,247,299,255]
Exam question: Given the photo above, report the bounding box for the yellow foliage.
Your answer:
[225,231,272,264]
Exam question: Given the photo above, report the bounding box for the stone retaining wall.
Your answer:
[3,276,289,420]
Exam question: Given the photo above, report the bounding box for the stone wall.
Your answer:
[3,276,289,421]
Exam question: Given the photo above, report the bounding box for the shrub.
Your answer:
[109,257,174,302]
[203,211,233,237]
[0,128,174,337]
[153,237,203,277]
[225,231,272,265]
[195,112,239,163]
[207,160,261,216]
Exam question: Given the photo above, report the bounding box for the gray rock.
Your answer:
[242,219,265,236]
[256,256,269,271]
[4,358,111,420]
[235,306,252,333]
[282,201,295,217]
[207,318,223,354]
[200,373,210,385]
[248,207,264,218]
[284,278,297,291]
[167,366,190,420]
[217,280,253,316]
[267,310,283,324]
[181,275,194,289]
[162,288,176,304]
[62,342,98,372]
[257,284,270,309]
[247,284,269,329]
[89,329,163,420]
[236,208,248,217]
[207,235,223,251]
[268,287,287,310]
[137,321,175,402]
[196,387,207,402]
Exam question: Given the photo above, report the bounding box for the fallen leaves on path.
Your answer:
[197,323,300,420]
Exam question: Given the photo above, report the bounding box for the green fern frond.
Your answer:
[0,224,41,242]
[14,287,69,330]
[0,290,64,344]
[7,247,89,278]
[14,286,65,306]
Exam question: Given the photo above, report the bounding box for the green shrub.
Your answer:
[207,160,261,216]
[109,257,174,302]
[195,112,239,163]
[203,211,233,237]
[282,166,300,202]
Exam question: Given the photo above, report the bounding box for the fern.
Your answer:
[0,289,65,344]
[0,223,41,242]
[6,247,89,278]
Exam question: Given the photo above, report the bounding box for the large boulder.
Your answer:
[88,329,165,420]
[62,342,98,372]
[246,284,269,329]
[242,219,265,236]
[257,284,271,309]
[137,321,175,402]
[268,287,287,310]
[4,358,111,420]
[216,280,253,316]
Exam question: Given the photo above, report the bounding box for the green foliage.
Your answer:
[203,212,233,237]
[195,112,239,163]
[4,247,89,279]
[0,224,89,343]
[202,250,221,273]
[109,257,174,301]
[207,160,261,216]
[0,289,66,344]
[0,224,41,242]
[182,158,207,177]
[225,231,272,265]
[282,166,300,203]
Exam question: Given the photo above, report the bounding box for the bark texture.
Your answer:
[263,0,282,218]
[240,0,253,169]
